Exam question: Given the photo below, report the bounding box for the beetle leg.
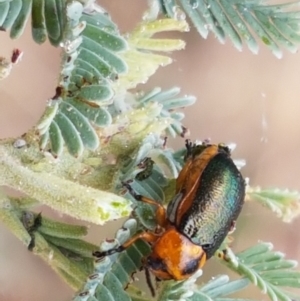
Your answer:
[215,249,231,262]
[145,267,155,297]
[93,231,159,258]
[123,182,168,228]
[185,139,193,159]
[217,143,230,155]
[163,136,168,148]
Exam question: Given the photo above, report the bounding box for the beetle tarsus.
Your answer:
[92,251,105,258]
[122,182,143,201]
[93,245,125,258]
[185,139,192,153]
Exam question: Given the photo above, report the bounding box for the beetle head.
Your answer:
[144,227,206,280]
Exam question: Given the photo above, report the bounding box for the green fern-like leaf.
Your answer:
[73,219,151,301]
[247,186,300,222]
[153,270,202,301]
[0,0,65,45]
[36,215,98,263]
[220,242,300,301]
[35,2,128,157]
[189,275,251,301]
[116,18,189,91]
[0,199,97,290]
[44,0,64,45]
[136,87,196,138]
[159,0,300,58]
[127,275,252,301]
[35,4,188,157]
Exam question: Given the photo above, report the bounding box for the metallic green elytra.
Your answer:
[167,141,246,258]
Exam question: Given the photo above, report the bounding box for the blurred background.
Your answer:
[1,1,300,300]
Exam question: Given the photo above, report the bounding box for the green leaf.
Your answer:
[43,234,98,258]
[0,0,22,30]
[31,0,47,44]
[44,0,62,45]
[38,216,88,239]
[0,197,90,290]
[83,23,127,52]
[190,276,251,301]
[54,111,84,157]
[54,0,64,42]
[219,0,258,53]
[39,238,88,289]
[66,98,112,127]
[36,100,60,133]
[156,149,182,178]
[81,13,117,30]
[35,3,128,157]
[117,18,188,91]
[136,87,196,138]
[1,0,64,44]
[0,1,9,25]
[60,101,99,150]
[177,0,209,38]
[161,0,300,57]
[75,58,104,78]
[82,36,127,73]
[157,270,203,301]
[247,186,300,222]
[49,120,64,156]
[207,0,242,51]
[34,6,190,158]
[39,130,49,150]
[77,48,113,79]
[10,0,32,39]
[77,85,114,105]
[74,219,151,301]
[220,242,300,301]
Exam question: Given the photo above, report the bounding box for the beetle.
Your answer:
[93,140,246,281]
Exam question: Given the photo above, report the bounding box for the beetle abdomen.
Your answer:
[179,152,245,258]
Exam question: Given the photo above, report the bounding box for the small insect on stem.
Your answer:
[22,212,42,251]
[135,157,154,181]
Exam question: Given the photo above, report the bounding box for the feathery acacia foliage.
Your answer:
[220,243,300,301]
[158,0,300,58]
[0,0,300,301]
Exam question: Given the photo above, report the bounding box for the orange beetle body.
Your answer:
[94,142,245,281]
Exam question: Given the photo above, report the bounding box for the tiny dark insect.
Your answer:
[22,212,42,251]
[135,157,154,181]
